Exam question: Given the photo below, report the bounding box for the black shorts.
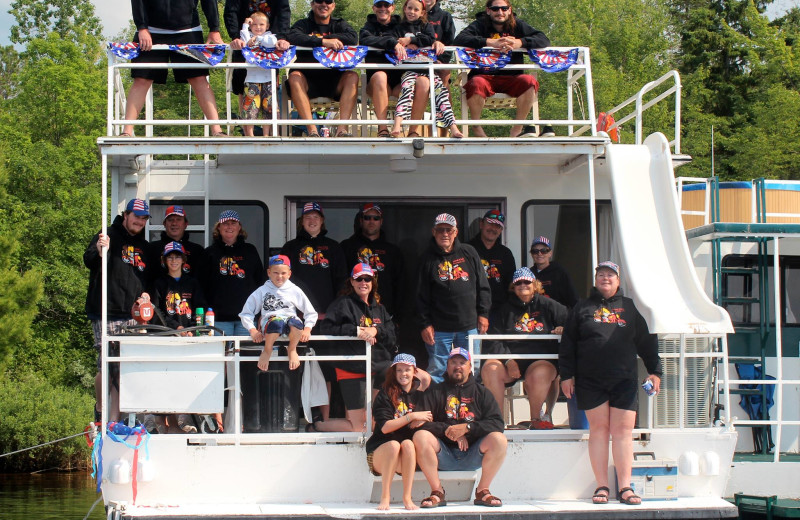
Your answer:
[576,376,638,411]
[366,69,404,90]
[131,31,209,84]
[503,358,558,387]
[286,68,352,100]
[338,377,367,410]
[231,50,248,95]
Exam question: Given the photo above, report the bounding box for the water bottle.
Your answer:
[195,308,204,336]
[205,308,215,336]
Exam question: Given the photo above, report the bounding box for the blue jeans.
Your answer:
[426,329,477,383]
[215,321,249,337]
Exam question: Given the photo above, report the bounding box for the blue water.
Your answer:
[0,472,105,520]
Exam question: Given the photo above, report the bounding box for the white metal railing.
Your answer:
[106,45,596,138]
[676,176,713,225]
[103,334,373,442]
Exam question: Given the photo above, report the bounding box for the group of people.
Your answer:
[123,0,552,138]
[86,197,662,507]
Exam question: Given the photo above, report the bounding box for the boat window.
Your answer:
[721,254,800,326]
[148,201,269,260]
[521,200,613,300]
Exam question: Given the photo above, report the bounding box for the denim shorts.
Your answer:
[436,437,484,471]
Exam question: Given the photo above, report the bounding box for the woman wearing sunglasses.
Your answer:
[480,267,568,429]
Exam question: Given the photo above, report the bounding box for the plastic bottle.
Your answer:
[205,308,215,336]
[195,308,204,336]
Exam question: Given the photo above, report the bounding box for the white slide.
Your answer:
[606,133,733,334]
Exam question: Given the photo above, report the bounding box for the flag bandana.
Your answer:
[242,45,297,69]
[168,44,228,65]
[108,42,141,60]
[385,48,437,66]
[313,46,368,70]
[528,48,579,73]
[456,48,511,70]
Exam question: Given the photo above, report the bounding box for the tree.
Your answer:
[9,0,103,51]
[0,46,22,101]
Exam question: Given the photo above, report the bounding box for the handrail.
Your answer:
[106,44,595,138]
[676,176,713,226]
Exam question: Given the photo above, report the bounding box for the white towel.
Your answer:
[301,349,329,422]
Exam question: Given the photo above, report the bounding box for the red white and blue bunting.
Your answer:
[108,42,141,60]
[242,45,296,69]
[313,46,368,70]
[168,44,228,66]
[385,48,437,65]
[528,48,579,73]
[456,48,511,71]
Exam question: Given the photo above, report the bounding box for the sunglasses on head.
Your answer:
[313,0,334,4]
[362,215,382,221]
[531,248,550,255]
[355,276,374,282]
[374,1,392,7]
[514,280,533,286]
[488,5,510,11]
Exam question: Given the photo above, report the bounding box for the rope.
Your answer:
[83,496,103,520]
[0,431,88,458]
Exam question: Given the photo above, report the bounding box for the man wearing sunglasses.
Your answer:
[453,0,551,138]
[417,213,491,383]
[529,236,578,308]
[468,210,516,327]
[340,203,405,319]
[285,0,360,137]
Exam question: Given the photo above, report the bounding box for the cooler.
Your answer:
[624,452,678,500]
[240,345,303,433]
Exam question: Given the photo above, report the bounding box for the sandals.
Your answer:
[528,419,554,430]
[212,131,228,137]
[618,487,641,505]
[592,486,610,504]
[118,132,133,137]
[376,129,393,138]
[335,131,353,137]
[407,131,421,138]
[307,133,321,138]
[474,488,502,507]
[420,488,446,508]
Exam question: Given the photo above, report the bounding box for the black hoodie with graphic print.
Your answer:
[281,229,347,313]
[204,236,264,322]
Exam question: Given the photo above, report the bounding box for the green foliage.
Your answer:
[0,46,22,101]
[0,371,93,472]
[9,0,103,53]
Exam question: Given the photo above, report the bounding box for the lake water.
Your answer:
[0,472,105,520]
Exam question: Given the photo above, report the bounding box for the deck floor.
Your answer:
[118,497,738,519]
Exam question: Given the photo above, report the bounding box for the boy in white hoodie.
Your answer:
[240,11,279,136]
[240,255,317,371]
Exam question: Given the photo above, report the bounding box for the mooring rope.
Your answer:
[83,495,104,520]
[0,430,89,458]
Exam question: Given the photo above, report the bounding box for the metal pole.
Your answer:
[773,238,783,462]
[101,154,109,428]
[429,62,437,137]
[588,154,598,268]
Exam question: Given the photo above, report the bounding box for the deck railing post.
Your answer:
[773,238,783,462]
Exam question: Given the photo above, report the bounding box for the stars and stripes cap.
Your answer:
[448,347,471,361]
[351,262,376,279]
[530,236,551,249]
[126,198,150,217]
[162,241,186,257]
[434,213,457,228]
[302,202,324,216]
[512,267,536,283]
[218,210,241,223]
[361,202,382,215]
[596,261,620,275]
[391,353,416,367]
[269,254,291,267]
[483,209,505,229]
[163,205,186,223]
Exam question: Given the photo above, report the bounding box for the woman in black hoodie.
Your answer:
[481,267,567,429]
[559,261,662,506]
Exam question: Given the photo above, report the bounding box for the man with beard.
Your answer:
[413,348,507,508]
[468,209,515,326]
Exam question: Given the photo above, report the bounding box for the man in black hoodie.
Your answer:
[413,348,507,507]
[468,209,516,326]
[417,213,490,383]
[285,0,360,137]
[84,198,152,421]
[453,0,550,137]
[146,205,208,282]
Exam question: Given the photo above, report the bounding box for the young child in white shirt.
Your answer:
[240,11,278,136]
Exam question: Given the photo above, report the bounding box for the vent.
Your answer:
[653,337,714,428]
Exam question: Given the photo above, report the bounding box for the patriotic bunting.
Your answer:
[384,48,437,66]
[108,42,141,60]
[456,48,511,71]
[242,45,296,69]
[313,46,368,70]
[528,48,579,73]
[168,44,228,66]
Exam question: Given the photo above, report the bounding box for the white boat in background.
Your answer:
[93,43,800,519]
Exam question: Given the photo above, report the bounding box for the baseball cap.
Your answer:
[162,241,186,256]
[531,236,551,249]
[483,209,505,228]
[351,263,376,279]
[269,254,291,267]
[434,213,457,228]
[218,210,240,223]
[596,261,620,275]
[126,199,150,217]
[361,202,382,215]
[374,0,395,5]
[512,267,536,283]
[163,205,186,222]
[391,353,416,367]
[448,347,471,361]
[302,202,324,216]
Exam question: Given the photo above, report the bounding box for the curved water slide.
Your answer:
[605,133,733,334]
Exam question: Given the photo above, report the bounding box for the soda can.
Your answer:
[642,379,655,396]
[320,127,330,138]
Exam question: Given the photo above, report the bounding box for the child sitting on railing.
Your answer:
[240,12,279,137]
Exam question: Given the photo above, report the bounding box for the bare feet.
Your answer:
[377,498,391,510]
[403,497,419,510]
[449,125,463,138]
[288,350,300,370]
[257,349,272,371]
